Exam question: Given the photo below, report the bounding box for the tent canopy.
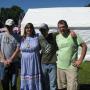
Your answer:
[21,7,90,30]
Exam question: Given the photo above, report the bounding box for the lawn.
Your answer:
[0,61,90,90]
[78,61,90,84]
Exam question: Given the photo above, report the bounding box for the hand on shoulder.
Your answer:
[71,31,77,38]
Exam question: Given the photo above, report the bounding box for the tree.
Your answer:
[85,3,90,7]
[0,8,8,25]
[0,5,25,26]
[10,5,25,25]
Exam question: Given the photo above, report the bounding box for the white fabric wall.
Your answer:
[35,28,90,60]
[21,7,90,36]
[74,30,90,61]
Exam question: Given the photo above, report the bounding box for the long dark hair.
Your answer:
[23,23,36,38]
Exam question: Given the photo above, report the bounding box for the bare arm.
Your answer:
[0,51,9,65]
[74,42,87,67]
[7,46,20,64]
[0,51,4,62]
[79,42,87,61]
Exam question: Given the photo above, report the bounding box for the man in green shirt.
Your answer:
[56,20,87,90]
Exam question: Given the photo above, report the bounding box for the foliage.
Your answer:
[85,3,90,7]
[0,5,25,26]
[78,61,90,84]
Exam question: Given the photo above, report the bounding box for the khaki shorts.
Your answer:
[57,65,78,90]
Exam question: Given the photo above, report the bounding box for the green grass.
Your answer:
[78,61,90,84]
[0,72,20,90]
[0,61,90,90]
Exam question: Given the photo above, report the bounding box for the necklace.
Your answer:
[26,42,30,48]
[25,37,30,48]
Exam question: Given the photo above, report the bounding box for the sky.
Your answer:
[0,0,90,12]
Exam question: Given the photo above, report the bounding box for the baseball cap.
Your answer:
[5,19,14,26]
[39,23,49,30]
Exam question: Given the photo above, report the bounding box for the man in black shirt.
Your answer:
[39,23,57,90]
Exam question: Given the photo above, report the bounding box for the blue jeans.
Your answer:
[1,62,18,90]
[41,64,57,90]
[0,63,4,80]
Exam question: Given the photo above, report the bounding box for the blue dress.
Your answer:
[20,35,42,90]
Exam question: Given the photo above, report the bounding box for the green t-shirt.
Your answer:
[56,33,84,69]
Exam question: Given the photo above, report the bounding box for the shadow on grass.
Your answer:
[79,84,90,90]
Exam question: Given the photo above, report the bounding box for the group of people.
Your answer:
[0,19,87,90]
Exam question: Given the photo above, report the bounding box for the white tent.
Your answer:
[21,7,90,29]
[21,7,90,60]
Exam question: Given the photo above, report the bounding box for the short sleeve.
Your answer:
[13,33,21,48]
[77,34,84,46]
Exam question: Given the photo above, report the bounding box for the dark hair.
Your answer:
[0,21,4,28]
[24,23,35,37]
[58,20,68,28]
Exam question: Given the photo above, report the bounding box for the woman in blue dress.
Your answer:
[20,23,42,90]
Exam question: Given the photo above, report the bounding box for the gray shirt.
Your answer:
[0,32,19,60]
